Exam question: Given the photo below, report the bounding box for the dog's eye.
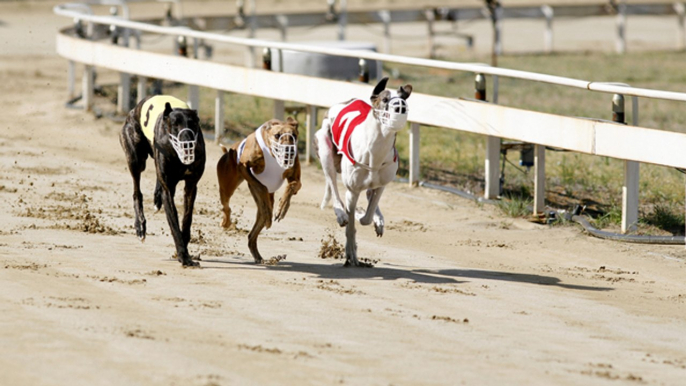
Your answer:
[274,133,281,140]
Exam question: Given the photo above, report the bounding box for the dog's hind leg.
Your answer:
[315,127,348,226]
[153,179,163,213]
[216,148,243,228]
[119,123,150,242]
[245,178,273,264]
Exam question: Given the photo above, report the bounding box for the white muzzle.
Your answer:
[169,128,197,165]
[376,97,408,130]
[270,133,297,169]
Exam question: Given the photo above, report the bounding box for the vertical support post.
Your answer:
[215,90,224,144]
[409,122,420,187]
[82,65,94,112]
[534,144,546,215]
[616,1,627,54]
[273,100,285,121]
[246,0,256,68]
[187,37,200,111]
[306,105,318,165]
[338,0,347,41]
[477,74,500,200]
[541,5,554,53]
[358,58,369,83]
[117,73,131,114]
[612,93,638,233]
[379,10,391,54]
[675,3,685,50]
[137,76,147,102]
[188,86,200,110]
[276,15,288,41]
[67,61,75,99]
[425,9,436,58]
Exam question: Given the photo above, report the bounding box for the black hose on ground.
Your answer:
[398,178,684,245]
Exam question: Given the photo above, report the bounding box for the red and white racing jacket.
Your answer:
[330,99,397,168]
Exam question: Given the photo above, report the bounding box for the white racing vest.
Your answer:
[237,125,289,193]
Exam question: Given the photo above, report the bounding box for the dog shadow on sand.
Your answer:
[200,257,613,291]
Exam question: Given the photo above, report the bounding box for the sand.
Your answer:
[1,1,685,385]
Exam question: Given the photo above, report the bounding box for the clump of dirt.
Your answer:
[190,229,209,245]
[264,255,286,266]
[431,315,470,324]
[387,220,427,232]
[80,209,119,235]
[237,344,282,354]
[318,233,344,260]
[19,193,119,235]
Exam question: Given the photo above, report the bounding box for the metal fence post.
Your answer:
[379,10,391,54]
[215,90,224,144]
[264,47,285,120]
[612,93,638,233]
[306,105,318,165]
[616,1,627,54]
[409,122,420,186]
[137,76,147,102]
[478,73,500,199]
[534,144,546,216]
[541,5,554,53]
[675,3,686,50]
[67,60,75,99]
[358,58,369,83]
[425,9,436,58]
[82,65,94,112]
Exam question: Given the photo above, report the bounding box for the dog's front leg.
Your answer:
[275,162,301,222]
[343,189,361,267]
[161,182,198,267]
[357,187,385,237]
[181,181,198,247]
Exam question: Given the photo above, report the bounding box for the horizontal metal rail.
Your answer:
[54,4,686,102]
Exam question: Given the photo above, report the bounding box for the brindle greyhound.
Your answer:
[119,95,206,267]
[216,117,301,263]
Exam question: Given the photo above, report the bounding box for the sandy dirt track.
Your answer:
[2,1,686,385]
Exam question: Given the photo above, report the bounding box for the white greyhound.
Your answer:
[315,77,412,267]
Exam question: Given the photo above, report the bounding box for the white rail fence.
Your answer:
[54,3,686,236]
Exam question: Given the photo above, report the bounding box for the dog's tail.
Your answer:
[220,144,228,153]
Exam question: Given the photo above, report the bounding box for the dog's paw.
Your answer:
[182,260,201,268]
[139,235,146,243]
[334,207,349,227]
[374,221,384,237]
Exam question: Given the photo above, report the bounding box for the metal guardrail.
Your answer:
[53,2,686,236]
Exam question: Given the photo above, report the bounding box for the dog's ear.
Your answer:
[398,84,413,100]
[163,102,174,118]
[286,116,299,136]
[370,77,389,103]
[190,109,200,125]
[162,102,174,132]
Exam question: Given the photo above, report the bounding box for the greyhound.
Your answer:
[119,95,206,267]
[216,117,301,263]
[315,77,412,267]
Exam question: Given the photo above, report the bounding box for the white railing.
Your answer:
[54,3,686,236]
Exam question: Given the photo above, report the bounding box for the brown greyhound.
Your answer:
[120,95,206,267]
[216,117,301,263]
